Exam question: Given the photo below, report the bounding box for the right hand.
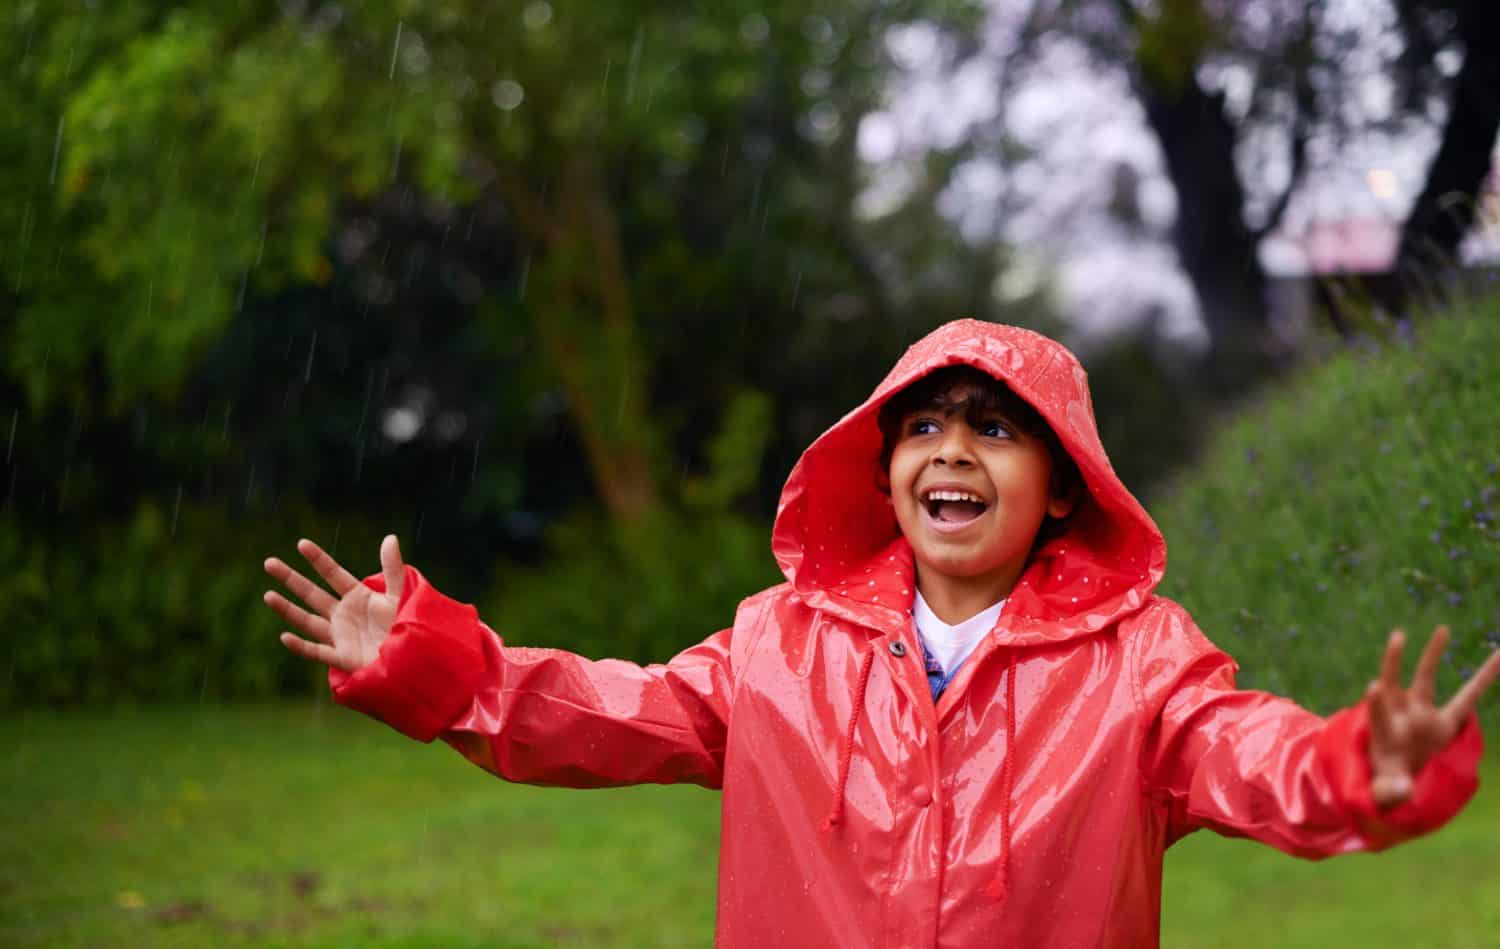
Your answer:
[263,534,406,673]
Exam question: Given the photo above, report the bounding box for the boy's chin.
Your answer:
[913,548,1019,582]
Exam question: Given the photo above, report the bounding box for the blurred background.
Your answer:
[3,1,1498,946]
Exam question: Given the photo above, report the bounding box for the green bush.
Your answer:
[1152,297,1500,722]
[479,389,784,662]
[0,499,387,706]
[478,506,782,663]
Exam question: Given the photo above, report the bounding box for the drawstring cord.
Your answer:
[822,645,877,832]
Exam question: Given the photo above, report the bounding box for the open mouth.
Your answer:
[922,488,989,526]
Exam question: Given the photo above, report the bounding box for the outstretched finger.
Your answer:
[1411,625,1448,705]
[263,557,339,617]
[1366,679,1394,745]
[297,538,360,596]
[1379,630,1406,694]
[1444,646,1500,726]
[263,590,332,644]
[280,631,352,672]
[381,534,404,602]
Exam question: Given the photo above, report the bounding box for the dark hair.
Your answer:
[876,365,1081,505]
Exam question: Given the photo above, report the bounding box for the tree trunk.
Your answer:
[1140,75,1272,380]
[498,156,661,522]
[1387,0,1500,312]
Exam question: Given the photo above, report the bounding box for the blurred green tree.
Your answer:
[4,0,1061,702]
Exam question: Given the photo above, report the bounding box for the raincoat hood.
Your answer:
[772,318,1167,642]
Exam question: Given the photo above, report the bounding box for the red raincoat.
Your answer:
[331,319,1483,948]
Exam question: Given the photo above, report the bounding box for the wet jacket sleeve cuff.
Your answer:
[1317,702,1483,849]
[326,565,489,743]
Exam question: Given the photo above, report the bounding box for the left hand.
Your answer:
[1366,625,1500,809]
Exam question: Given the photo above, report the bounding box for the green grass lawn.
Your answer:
[3,702,1497,947]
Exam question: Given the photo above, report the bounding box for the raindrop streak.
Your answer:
[171,483,183,536]
[48,115,64,185]
[391,131,404,182]
[13,202,34,291]
[625,26,643,104]
[389,21,404,80]
[470,437,482,483]
[518,255,530,300]
[304,331,317,382]
[6,409,16,463]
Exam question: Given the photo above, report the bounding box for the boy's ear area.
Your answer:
[1046,470,1082,520]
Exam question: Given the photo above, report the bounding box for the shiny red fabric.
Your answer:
[331,319,1483,948]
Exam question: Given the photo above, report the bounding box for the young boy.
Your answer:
[264,319,1497,948]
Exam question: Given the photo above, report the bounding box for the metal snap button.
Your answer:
[889,641,908,657]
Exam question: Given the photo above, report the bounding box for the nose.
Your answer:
[932,423,975,468]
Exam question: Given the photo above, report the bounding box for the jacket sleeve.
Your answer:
[1134,600,1483,858]
[327,564,746,790]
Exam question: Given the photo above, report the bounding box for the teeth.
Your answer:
[923,489,985,504]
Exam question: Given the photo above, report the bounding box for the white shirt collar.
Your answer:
[911,590,1005,676]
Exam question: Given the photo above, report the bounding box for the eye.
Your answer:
[978,419,1014,439]
[905,417,940,436]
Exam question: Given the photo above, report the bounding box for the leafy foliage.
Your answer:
[1154,295,1500,723]
[2,0,1019,705]
[0,500,387,706]
[483,387,783,662]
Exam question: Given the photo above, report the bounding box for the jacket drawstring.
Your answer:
[983,651,1017,901]
[822,644,877,832]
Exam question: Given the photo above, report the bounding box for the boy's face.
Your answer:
[887,384,1074,591]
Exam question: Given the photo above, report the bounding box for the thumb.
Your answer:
[1371,767,1413,810]
[381,534,405,602]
